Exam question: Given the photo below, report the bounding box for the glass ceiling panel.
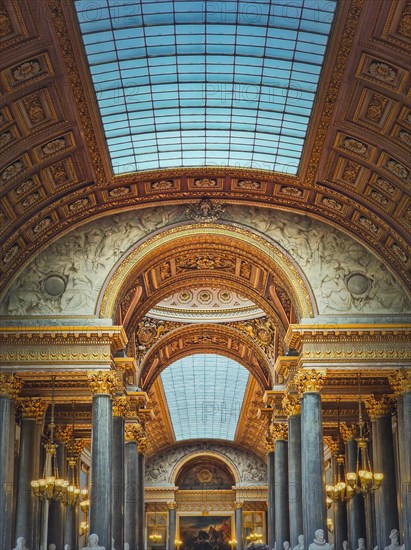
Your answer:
[74,0,337,175]
[161,354,249,441]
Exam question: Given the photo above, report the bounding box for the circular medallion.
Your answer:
[43,274,67,297]
[198,290,212,304]
[197,468,213,483]
[345,272,370,296]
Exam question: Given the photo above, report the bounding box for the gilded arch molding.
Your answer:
[98,223,315,323]
[170,450,241,486]
[138,323,273,391]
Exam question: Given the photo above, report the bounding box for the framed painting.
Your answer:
[178,515,232,550]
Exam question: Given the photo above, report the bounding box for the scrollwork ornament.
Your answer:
[0,373,23,398]
[282,393,301,417]
[87,371,119,397]
[269,422,288,441]
[388,370,411,396]
[294,369,326,396]
[112,396,130,417]
[364,395,391,419]
[18,398,48,422]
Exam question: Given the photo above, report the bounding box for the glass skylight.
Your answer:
[161,354,249,441]
[74,0,337,174]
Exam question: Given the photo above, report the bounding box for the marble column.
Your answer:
[168,502,177,550]
[112,398,128,550]
[298,369,327,544]
[341,425,366,548]
[266,436,276,549]
[235,502,243,550]
[390,371,411,549]
[272,424,289,548]
[14,398,47,549]
[137,436,147,550]
[125,425,139,550]
[48,437,68,549]
[88,372,117,550]
[284,395,303,548]
[366,397,399,550]
[0,374,21,550]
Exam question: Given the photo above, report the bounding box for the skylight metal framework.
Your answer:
[160,354,249,441]
[74,0,337,174]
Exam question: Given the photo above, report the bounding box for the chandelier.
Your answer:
[346,375,383,495]
[31,377,69,501]
[65,403,82,507]
[149,503,162,543]
[325,401,354,504]
[246,514,262,544]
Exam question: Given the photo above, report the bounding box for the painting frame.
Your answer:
[177,512,234,550]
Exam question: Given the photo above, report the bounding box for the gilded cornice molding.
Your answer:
[388,369,411,395]
[87,371,119,397]
[18,397,48,421]
[0,373,23,398]
[294,369,327,395]
[285,324,411,351]
[112,396,130,417]
[282,394,301,417]
[364,395,392,419]
[269,422,288,441]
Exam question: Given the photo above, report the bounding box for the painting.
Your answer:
[179,515,232,550]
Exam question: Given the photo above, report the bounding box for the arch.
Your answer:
[98,222,316,323]
[138,323,274,391]
[171,450,241,486]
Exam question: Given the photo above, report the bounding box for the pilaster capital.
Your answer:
[167,501,177,510]
[282,393,301,417]
[18,397,48,422]
[125,423,140,442]
[364,395,391,419]
[112,395,130,417]
[235,500,244,509]
[0,373,23,398]
[87,370,119,397]
[340,422,356,442]
[269,422,288,441]
[388,369,411,396]
[54,424,73,445]
[324,436,339,455]
[265,434,275,453]
[138,436,148,454]
[294,369,326,396]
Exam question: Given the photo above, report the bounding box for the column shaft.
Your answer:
[47,443,67,549]
[288,414,302,547]
[399,391,411,549]
[334,500,348,550]
[168,507,176,550]
[235,507,243,550]
[90,394,113,548]
[267,450,275,549]
[0,396,16,550]
[373,414,399,549]
[137,450,145,550]
[64,504,79,550]
[345,439,366,547]
[113,416,125,550]
[125,441,138,549]
[301,392,326,542]
[274,440,289,548]
[14,418,41,547]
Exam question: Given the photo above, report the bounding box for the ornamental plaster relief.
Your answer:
[0,205,409,317]
[145,442,267,486]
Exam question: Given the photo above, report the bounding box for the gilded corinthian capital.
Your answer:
[364,395,391,419]
[340,422,356,442]
[19,398,48,422]
[87,371,119,397]
[112,396,130,417]
[0,373,23,398]
[282,393,301,417]
[388,369,411,396]
[270,422,288,441]
[294,369,326,396]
